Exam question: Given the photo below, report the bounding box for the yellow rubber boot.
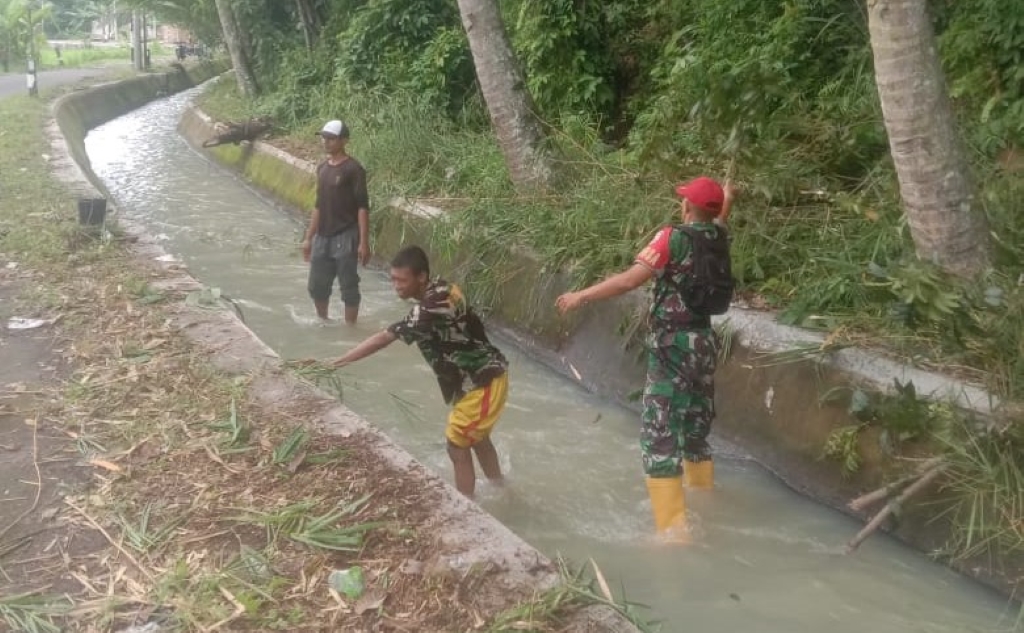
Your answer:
[645,476,689,543]
[683,459,714,489]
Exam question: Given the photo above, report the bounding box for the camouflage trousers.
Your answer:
[641,328,718,478]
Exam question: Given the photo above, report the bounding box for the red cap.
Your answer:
[675,176,724,214]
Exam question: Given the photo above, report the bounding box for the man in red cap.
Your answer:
[556,176,734,541]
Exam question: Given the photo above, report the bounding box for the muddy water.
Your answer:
[84,87,1018,632]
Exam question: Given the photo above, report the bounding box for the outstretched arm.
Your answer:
[556,264,653,314]
[331,330,398,368]
[716,181,736,226]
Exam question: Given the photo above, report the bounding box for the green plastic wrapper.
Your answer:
[328,566,365,600]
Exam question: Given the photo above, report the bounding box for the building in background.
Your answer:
[157,24,193,44]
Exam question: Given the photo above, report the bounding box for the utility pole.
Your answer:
[142,12,149,69]
[26,3,38,96]
[131,10,144,71]
[27,56,37,96]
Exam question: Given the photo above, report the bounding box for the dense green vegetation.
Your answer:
[192,0,1024,400]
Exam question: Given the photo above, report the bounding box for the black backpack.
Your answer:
[666,225,734,316]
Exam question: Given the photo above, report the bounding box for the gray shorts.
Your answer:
[308,229,360,306]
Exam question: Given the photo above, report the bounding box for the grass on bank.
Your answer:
[0,84,651,631]
[200,79,1024,402]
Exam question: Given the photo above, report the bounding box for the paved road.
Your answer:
[0,63,129,99]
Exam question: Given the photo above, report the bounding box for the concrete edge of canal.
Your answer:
[45,66,644,631]
[177,80,1019,599]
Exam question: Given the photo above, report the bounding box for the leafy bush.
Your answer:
[938,0,1024,155]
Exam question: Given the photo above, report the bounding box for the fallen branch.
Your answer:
[202,118,272,148]
[848,457,945,512]
[845,464,947,554]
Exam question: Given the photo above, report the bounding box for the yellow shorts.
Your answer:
[446,373,508,448]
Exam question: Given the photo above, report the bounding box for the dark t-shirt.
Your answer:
[315,157,369,237]
[387,279,508,404]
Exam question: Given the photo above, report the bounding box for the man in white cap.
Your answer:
[302,119,371,324]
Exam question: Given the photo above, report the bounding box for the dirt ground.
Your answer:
[0,272,106,598]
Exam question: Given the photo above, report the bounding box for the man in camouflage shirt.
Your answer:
[556,176,733,541]
[321,245,509,498]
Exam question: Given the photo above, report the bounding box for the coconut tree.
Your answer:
[867,0,990,277]
[455,0,556,191]
[213,0,258,96]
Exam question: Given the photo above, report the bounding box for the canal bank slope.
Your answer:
[46,60,641,631]
[178,92,1020,600]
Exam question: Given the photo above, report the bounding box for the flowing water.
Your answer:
[84,87,1019,632]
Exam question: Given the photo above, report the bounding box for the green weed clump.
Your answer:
[940,421,1024,565]
[0,593,71,633]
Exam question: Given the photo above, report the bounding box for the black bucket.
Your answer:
[77,197,107,226]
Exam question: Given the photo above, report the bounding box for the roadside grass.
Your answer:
[40,45,126,69]
[35,43,169,70]
[0,80,650,631]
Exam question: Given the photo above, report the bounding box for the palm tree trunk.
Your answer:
[131,10,143,71]
[295,0,319,51]
[455,0,555,191]
[867,0,989,278]
[214,0,258,97]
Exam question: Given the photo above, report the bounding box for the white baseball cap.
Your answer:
[318,119,349,138]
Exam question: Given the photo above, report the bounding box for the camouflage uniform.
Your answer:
[388,279,507,404]
[635,223,721,478]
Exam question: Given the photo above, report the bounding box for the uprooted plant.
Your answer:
[827,380,1023,576]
